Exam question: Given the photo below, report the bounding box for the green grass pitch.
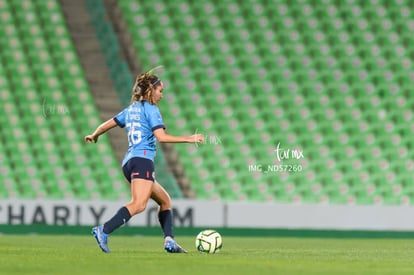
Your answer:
[1,235,414,275]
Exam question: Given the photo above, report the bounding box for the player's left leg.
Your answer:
[92,179,153,253]
[151,181,187,253]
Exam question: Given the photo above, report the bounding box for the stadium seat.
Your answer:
[4,0,412,205]
[0,0,129,200]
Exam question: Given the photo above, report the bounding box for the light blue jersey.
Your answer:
[114,101,165,166]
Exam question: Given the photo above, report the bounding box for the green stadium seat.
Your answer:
[0,0,130,200]
[5,0,413,204]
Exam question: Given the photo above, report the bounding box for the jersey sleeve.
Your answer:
[113,108,127,128]
[147,104,165,131]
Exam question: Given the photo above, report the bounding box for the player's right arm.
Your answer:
[147,103,203,144]
[153,128,204,144]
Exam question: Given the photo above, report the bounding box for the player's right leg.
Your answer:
[151,181,187,253]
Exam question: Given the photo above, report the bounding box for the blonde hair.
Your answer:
[131,66,163,105]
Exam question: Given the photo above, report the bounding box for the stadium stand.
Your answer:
[1,0,413,205]
[0,0,128,200]
[117,0,414,204]
[83,0,183,198]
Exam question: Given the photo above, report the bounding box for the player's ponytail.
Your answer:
[130,66,163,104]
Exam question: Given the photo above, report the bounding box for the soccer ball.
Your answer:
[195,229,222,254]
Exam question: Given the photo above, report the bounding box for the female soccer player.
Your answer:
[85,68,204,253]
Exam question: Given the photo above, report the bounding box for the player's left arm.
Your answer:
[84,118,118,143]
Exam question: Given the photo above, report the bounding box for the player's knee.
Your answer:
[159,203,171,211]
[129,202,147,215]
[158,197,171,210]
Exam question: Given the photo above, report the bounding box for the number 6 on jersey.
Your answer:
[127,122,142,145]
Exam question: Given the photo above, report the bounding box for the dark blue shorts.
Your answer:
[122,157,155,183]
